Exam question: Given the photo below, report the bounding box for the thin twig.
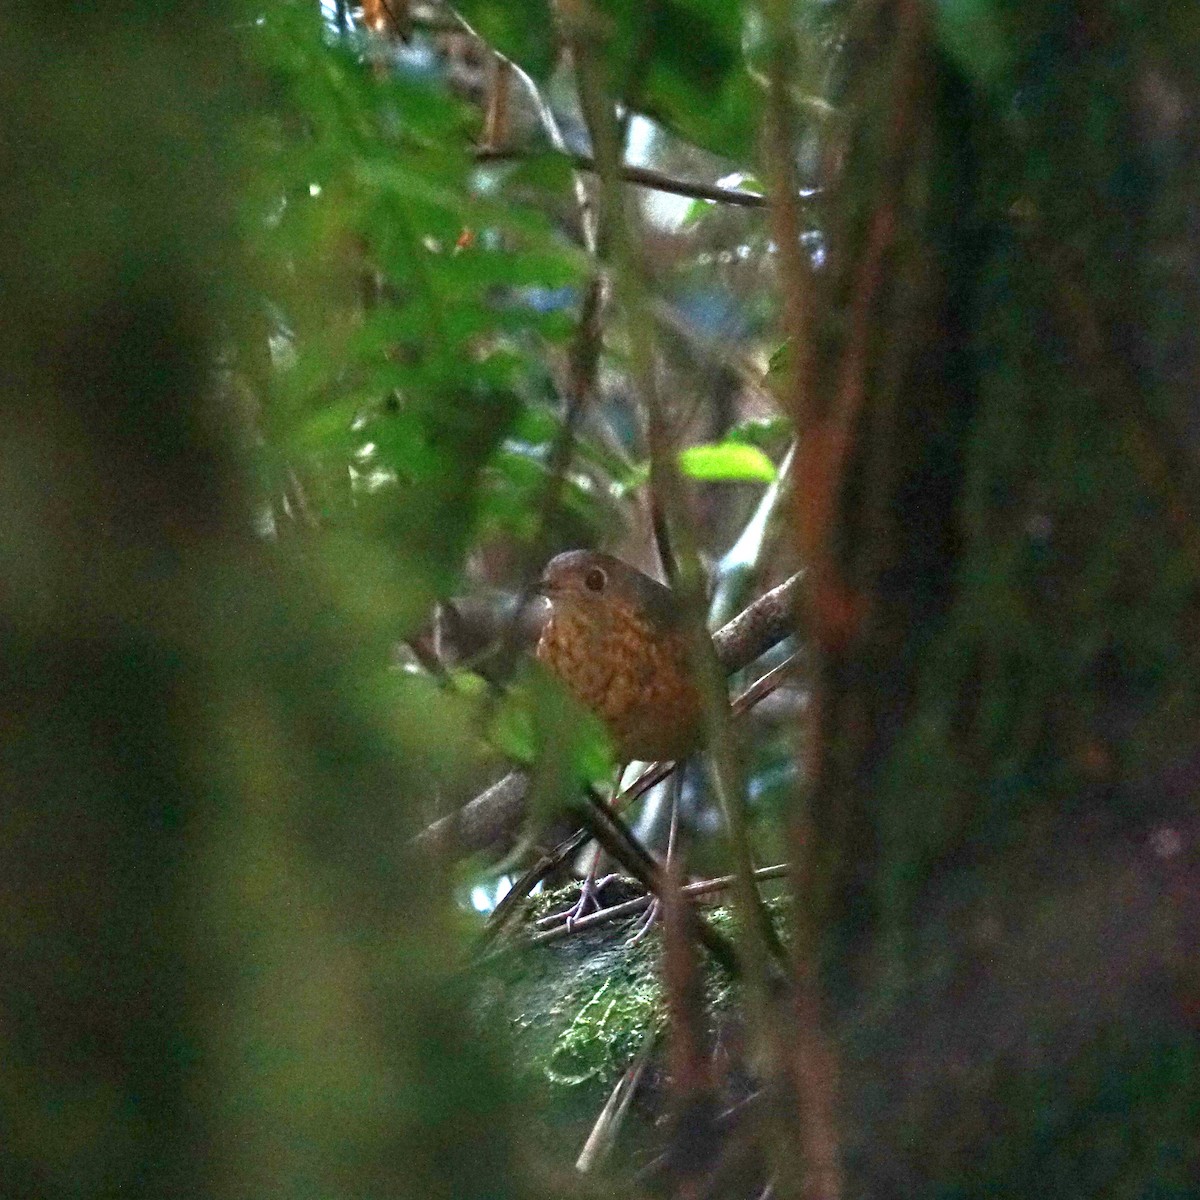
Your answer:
[560,646,801,887]
[481,55,512,152]
[418,569,803,857]
[531,655,800,944]
[564,0,788,1038]
[571,785,742,977]
[762,8,817,436]
[730,650,803,716]
[713,441,798,629]
[575,1029,656,1172]
[436,6,599,253]
[444,1,617,734]
[660,850,716,1195]
[532,864,790,942]
[485,653,800,949]
[475,146,774,209]
[759,0,849,1192]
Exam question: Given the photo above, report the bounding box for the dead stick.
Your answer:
[416,570,802,856]
[533,863,790,942]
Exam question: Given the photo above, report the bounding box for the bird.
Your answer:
[534,549,705,763]
[534,549,706,932]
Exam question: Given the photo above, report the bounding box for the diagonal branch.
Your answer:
[475,146,773,209]
[533,863,790,943]
[415,569,802,857]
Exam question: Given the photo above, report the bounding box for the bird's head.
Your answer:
[536,550,678,633]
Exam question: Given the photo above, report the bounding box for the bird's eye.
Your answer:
[584,567,607,593]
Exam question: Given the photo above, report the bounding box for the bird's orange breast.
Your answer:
[536,601,704,762]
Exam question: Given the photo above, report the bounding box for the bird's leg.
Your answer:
[624,768,681,946]
[554,764,627,931]
[560,852,620,932]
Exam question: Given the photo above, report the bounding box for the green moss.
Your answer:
[482,881,789,1100]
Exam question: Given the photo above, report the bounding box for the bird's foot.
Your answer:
[556,873,621,932]
[623,897,660,947]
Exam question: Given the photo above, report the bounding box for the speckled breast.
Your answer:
[536,603,704,762]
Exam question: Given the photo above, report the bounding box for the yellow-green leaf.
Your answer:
[678,442,777,483]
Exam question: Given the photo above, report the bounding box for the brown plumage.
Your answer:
[534,550,704,762]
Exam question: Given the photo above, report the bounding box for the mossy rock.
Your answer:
[476,878,786,1167]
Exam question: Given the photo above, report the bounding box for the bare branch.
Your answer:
[533,863,790,942]
[475,146,774,209]
[415,570,802,857]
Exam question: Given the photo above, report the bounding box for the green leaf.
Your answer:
[488,676,539,763]
[492,664,615,808]
[679,442,777,482]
